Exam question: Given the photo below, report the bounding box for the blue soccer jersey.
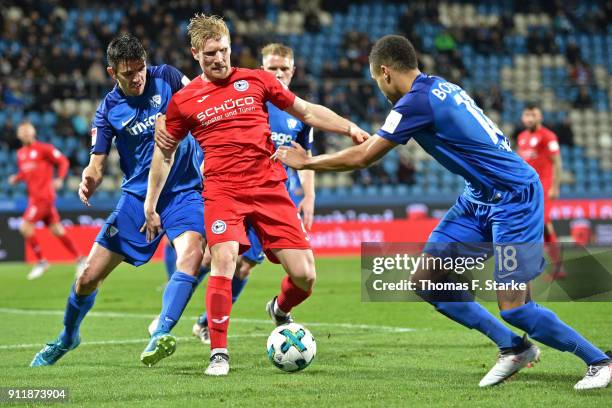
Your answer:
[267,101,313,196]
[91,64,202,198]
[376,73,537,205]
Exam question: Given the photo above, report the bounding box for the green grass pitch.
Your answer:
[0,258,610,407]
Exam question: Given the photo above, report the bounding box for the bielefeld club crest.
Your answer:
[150,94,162,108]
[234,80,249,92]
[212,220,227,234]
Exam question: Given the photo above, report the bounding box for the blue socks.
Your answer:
[501,301,609,365]
[59,285,97,346]
[154,271,198,336]
[433,301,524,350]
[197,276,248,326]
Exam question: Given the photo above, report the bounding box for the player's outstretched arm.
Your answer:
[285,96,370,144]
[276,135,396,172]
[142,116,178,242]
[297,151,315,230]
[78,154,107,207]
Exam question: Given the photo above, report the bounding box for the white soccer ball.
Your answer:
[266,323,316,372]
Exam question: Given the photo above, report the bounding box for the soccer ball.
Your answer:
[266,323,316,372]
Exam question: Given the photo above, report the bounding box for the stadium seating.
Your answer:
[1,1,610,204]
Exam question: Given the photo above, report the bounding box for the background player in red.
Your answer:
[148,14,369,376]
[517,103,564,279]
[8,121,84,280]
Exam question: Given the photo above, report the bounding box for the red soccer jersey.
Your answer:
[517,126,560,192]
[15,141,68,202]
[165,67,296,187]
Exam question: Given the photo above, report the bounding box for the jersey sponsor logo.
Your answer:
[150,94,162,108]
[286,118,298,129]
[234,80,249,91]
[91,127,97,146]
[529,136,538,147]
[211,220,227,234]
[126,112,163,136]
[381,110,402,133]
[270,132,294,145]
[29,150,38,159]
[196,96,256,123]
[197,95,210,103]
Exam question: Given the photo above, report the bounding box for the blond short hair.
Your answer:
[261,43,294,61]
[187,14,230,50]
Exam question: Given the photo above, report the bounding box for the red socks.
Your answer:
[57,234,80,258]
[26,236,43,261]
[545,228,562,266]
[277,275,312,314]
[206,276,232,350]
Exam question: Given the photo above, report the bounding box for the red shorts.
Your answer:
[203,180,311,263]
[23,200,60,226]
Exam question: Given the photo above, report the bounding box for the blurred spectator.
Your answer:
[553,117,575,146]
[569,61,593,87]
[573,87,593,109]
[434,30,456,55]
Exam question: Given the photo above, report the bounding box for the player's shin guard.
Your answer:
[276,275,312,314]
[501,301,609,365]
[59,285,97,345]
[154,272,198,335]
[417,284,523,350]
[206,276,232,351]
[163,244,177,281]
[197,276,247,326]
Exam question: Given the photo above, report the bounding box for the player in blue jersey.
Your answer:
[277,35,611,390]
[30,34,207,368]
[162,43,316,344]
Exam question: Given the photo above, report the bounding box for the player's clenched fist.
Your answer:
[154,115,177,152]
[274,141,309,170]
[349,124,370,145]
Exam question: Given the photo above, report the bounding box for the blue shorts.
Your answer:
[242,223,265,264]
[424,181,546,283]
[96,190,204,266]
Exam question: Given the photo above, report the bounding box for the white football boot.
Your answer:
[574,362,611,390]
[204,353,230,376]
[479,337,541,387]
[27,260,49,280]
[192,322,211,344]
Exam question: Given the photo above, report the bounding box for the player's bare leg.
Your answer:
[49,222,85,276]
[498,286,611,390]
[267,248,316,326]
[30,244,123,366]
[141,232,203,367]
[203,241,238,376]
[19,220,48,280]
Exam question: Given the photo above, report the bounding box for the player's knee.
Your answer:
[291,253,316,290]
[176,244,204,276]
[75,263,102,295]
[236,259,254,280]
[212,245,238,276]
[19,223,33,237]
[201,248,212,269]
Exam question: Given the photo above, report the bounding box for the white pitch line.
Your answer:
[0,334,266,350]
[0,308,416,333]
